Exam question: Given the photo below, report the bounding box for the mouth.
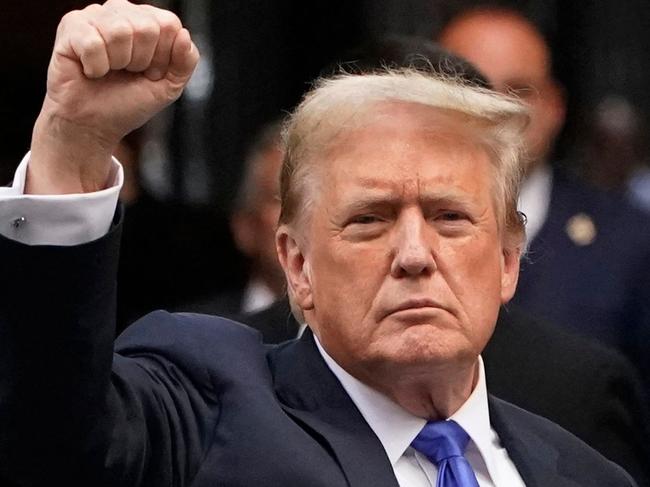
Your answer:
[382,298,448,320]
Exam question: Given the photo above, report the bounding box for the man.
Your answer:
[439,6,650,390]
[238,37,650,483]
[181,120,286,316]
[0,2,634,486]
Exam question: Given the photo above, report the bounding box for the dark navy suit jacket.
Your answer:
[513,170,650,388]
[239,298,650,485]
[0,219,635,486]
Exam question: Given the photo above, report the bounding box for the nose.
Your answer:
[390,210,436,278]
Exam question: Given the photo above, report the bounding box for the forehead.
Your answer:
[319,103,495,199]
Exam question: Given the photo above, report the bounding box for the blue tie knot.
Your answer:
[411,420,479,486]
[412,420,471,463]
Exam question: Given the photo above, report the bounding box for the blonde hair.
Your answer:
[279,69,528,249]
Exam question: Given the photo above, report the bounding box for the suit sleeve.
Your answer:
[0,210,219,487]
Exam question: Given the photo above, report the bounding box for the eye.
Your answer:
[349,214,383,225]
[341,213,388,241]
[437,211,467,222]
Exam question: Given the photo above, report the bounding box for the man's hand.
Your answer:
[27,0,199,194]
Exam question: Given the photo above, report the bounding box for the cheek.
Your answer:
[441,237,504,311]
[313,242,387,302]
[308,240,389,341]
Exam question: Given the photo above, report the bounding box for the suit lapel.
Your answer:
[489,396,582,487]
[268,330,399,487]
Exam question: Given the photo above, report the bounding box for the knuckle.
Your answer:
[81,3,102,14]
[58,9,84,33]
[132,20,160,42]
[60,9,81,24]
[158,11,183,34]
[104,20,133,44]
[78,35,104,55]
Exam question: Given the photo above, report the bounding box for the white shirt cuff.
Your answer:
[0,152,123,246]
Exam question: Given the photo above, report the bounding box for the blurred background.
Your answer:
[2,0,650,327]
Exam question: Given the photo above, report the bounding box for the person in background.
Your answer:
[112,130,246,333]
[179,120,285,316]
[440,5,650,394]
[574,95,650,213]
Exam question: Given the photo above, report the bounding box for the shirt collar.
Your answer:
[314,337,498,478]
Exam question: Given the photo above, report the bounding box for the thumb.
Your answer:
[167,28,200,85]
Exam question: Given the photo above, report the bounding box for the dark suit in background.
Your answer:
[243,298,650,486]
[513,168,650,393]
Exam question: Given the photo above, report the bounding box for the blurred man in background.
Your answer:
[440,5,650,393]
[180,120,285,316]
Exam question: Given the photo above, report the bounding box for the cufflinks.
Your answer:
[12,217,26,229]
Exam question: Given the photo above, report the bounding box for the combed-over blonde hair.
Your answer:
[279,68,529,248]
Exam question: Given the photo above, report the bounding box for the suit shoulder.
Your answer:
[114,311,269,383]
[490,396,635,485]
[494,307,636,375]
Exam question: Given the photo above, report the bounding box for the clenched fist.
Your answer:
[27,0,199,194]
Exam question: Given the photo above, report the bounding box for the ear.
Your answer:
[500,245,521,303]
[276,225,314,311]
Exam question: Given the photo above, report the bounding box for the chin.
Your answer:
[372,327,478,369]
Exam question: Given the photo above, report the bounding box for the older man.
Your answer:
[0,1,634,486]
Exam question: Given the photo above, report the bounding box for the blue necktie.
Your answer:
[411,420,480,487]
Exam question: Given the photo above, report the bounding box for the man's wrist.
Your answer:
[26,105,118,195]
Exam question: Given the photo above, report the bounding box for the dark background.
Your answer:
[2,0,649,205]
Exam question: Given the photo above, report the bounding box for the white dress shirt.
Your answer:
[2,155,526,486]
[315,337,526,487]
[0,153,123,246]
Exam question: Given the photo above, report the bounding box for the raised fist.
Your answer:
[28,0,199,194]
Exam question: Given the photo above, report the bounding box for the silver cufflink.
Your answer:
[11,217,26,229]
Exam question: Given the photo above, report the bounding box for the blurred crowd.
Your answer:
[2,0,650,485]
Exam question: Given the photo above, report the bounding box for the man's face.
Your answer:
[279,103,520,384]
[440,12,565,168]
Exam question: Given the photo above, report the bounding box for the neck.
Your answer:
[356,359,479,420]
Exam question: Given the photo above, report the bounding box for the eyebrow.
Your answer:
[339,184,477,213]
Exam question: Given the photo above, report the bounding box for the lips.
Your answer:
[382,297,447,320]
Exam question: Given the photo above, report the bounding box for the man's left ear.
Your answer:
[276,225,314,311]
[500,246,521,303]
